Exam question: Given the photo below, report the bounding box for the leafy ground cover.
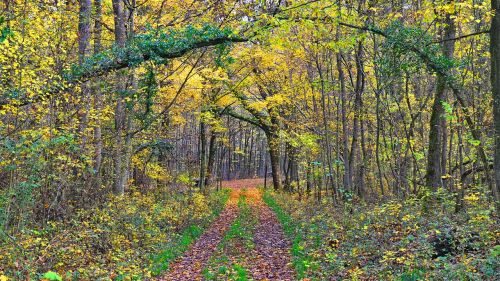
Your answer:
[0,187,230,280]
[264,189,499,280]
[163,183,294,281]
[6,178,494,281]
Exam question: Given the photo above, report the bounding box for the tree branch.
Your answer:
[0,26,247,109]
[220,107,265,129]
[430,29,490,45]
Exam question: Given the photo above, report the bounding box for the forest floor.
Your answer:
[159,179,295,281]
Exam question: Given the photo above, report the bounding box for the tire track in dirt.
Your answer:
[158,180,295,281]
[246,192,295,281]
[159,189,242,281]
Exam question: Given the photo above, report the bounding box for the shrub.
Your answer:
[0,187,230,280]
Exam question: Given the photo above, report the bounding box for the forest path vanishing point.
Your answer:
[159,179,295,281]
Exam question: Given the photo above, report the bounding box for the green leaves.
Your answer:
[490,245,500,258]
[0,16,13,43]
[466,133,481,146]
[441,101,456,121]
[43,271,62,281]
[62,24,241,84]
[378,21,462,81]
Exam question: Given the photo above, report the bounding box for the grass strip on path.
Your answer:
[203,189,256,281]
[158,189,241,281]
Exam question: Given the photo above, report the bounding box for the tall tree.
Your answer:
[491,0,500,211]
[77,0,91,145]
[425,5,455,191]
[112,0,127,195]
[92,0,103,190]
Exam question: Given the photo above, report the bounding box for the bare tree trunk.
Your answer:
[121,2,136,190]
[92,0,103,190]
[491,0,500,212]
[77,0,91,146]
[199,119,207,191]
[316,57,336,198]
[337,52,352,192]
[455,125,465,212]
[205,131,217,186]
[77,0,91,200]
[375,88,384,196]
[350,42,365,197]
[266,131,282,190]
[112,0,127,195]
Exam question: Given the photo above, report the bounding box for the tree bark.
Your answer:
[337,52,352,192]
[199,119,207,191]
[121,3,136,193]
[350,42,365,197]
[491,0,500,211]
[77,0,91,146]
[425,8,455,191]
[266,131,282,190]
[112,0,127,195]
[92,0,103,190]
[77,0,91,199]
[315,56,336,197]
[205,131,217,186]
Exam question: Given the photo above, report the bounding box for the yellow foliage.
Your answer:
[0,188,228,279]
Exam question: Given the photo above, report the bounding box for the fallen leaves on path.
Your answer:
[247,192,295,281]
[159,190,241,281]
[221,178,264,189]
[158,181,295,281]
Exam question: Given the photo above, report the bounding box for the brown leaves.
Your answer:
[159,181,295,281]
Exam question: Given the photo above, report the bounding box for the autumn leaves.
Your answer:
[162,184,294,281]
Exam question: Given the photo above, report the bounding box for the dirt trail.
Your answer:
[159,189,242,281]
[245,190,295,281]
[159,179,294,281]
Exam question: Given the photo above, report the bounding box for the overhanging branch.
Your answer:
[0,26,247,109]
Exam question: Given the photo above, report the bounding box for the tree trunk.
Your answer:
[77,0,91,198]
[121,3,136,191]
[266,131,282,190]
[199,120,207,191]
[375,88,384,196]
[425,8,455,191]
[205,131,217,186]
[92,0,103,190]
[337,52,352,192]
[491,0,500,212]
[316,57,336,197]
[112,0,127,195]
[350,42,365,197]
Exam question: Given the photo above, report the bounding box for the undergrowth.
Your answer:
[0,187,230,280]
[264,188,499,280]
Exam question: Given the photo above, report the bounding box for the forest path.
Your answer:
[159,179,295,281]
[241,188,295,281]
